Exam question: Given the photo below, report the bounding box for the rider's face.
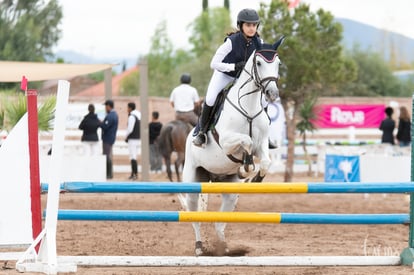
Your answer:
[242,22,258,37]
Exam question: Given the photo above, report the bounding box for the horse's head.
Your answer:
[251,36,285,103]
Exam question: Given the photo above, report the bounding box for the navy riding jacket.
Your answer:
[222,32,261,77]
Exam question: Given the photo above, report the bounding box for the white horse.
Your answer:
[181,37,285,256]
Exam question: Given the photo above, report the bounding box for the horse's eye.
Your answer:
[256,60,261,66]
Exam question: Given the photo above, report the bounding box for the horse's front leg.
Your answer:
[215,193,239,255]
[221,133,256,178]
[252,139,272,182]
[186,193,203,256]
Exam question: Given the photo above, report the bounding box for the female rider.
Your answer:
[193,8,262,147]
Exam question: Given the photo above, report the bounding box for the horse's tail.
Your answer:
[157,122,174,157]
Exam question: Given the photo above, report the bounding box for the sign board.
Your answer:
[313,104,385,128]
[325,154,360,182]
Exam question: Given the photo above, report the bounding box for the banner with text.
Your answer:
[313,104,385,128]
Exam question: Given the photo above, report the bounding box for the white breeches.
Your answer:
[205,70,269,108]
[82,141,100,156]
[128,139,140,160]
[205,70,234,107]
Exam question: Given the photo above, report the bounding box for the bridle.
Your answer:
[219,49,280,169]
[225,49,280,138]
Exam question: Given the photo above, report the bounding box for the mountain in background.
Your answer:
[55,18,414,72]
[54,50,137,74]
[336,18,414,65]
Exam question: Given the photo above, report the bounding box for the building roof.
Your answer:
[0,61,114,82]
[75,66,138,97]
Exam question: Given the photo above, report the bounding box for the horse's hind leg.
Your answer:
[184,166,210,256]
[164,155,173,182]
[175,152,185,182]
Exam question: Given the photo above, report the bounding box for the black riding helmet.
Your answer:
[180,73,191,84]
[237,8,260,29]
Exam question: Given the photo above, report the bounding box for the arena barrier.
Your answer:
[10,92,414,273]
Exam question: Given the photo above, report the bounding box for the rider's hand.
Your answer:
[235,61,246,72]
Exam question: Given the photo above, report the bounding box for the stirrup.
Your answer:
[193,132,207,147]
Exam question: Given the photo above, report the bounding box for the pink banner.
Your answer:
[313,104,386,128]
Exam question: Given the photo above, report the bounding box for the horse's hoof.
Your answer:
[195,241,203,256]
[195,248,203,256]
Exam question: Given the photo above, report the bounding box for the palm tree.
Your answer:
[0,93,56,131]
[296,97,318,176]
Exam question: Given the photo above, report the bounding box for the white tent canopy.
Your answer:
[0,61,114,82]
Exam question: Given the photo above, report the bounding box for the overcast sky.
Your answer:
[55,0,414,60]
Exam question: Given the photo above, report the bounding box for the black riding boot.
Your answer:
[193,103,214,147]
[106,158,113,179]
[129,159,138,180]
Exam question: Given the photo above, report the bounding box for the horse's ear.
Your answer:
[273,35,285,50]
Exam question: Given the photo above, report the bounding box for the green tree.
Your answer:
[339,46,407,97]
[0,0,62,62]
[143,3,232,98]
[260,0,357,181]
[146,20,189,97]
[0,93,56,131]
[120,70,140,96]
[296,96,318,176]
[186,7,232,95]
[224,0,230,10]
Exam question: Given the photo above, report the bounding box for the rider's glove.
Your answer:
[235,61,246,72]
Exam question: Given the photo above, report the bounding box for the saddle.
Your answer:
[193,82,234,137]
[209,82,234,129]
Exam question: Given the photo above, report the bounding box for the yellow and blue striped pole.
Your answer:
[42,181,414,194]
[55,210,409,224]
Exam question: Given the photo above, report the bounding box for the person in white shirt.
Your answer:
[169,73,200,126]
[125,102,141,180]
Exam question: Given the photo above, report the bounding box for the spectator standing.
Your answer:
[396,106,411,147]
[149,111,163,172]
[126,102,141,180]
[101,100,119,179]
[379,106,395,145]
[169,73,200,126]
[78,104,100,156]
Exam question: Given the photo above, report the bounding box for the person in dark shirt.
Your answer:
[379,106,395,145]
[396,106,411,147]
[149,111,163,172]
[78,104,100,155]
[101,99,119,179]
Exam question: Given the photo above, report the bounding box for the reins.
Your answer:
[224,50,279,138]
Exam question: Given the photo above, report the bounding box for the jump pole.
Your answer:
[55,210,409,224]
[41,181,414,194]
[50,255,402,267]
